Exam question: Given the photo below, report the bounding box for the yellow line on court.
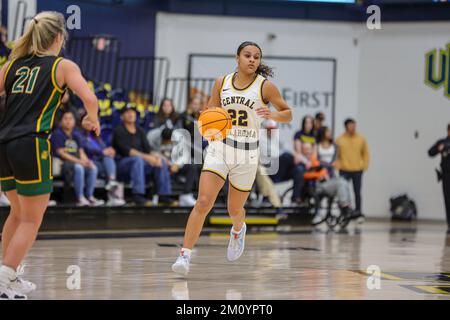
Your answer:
[209,216,279,225]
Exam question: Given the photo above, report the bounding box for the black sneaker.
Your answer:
[340,206,352,217]
[338,206,354,228]
[158,196,179,207]
[133,195,152,206]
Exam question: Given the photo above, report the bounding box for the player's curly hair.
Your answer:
[237,41,274,78]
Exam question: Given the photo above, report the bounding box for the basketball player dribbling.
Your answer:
[0,12,100,299]
[172,41,292,276]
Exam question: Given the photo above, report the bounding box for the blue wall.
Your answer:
[1,0,7,27]
[37,0,157,57]
[35,0,450,59]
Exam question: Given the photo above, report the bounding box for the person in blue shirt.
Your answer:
[294,115,317,150]
[51,110,104,206]
[82,129,125,206]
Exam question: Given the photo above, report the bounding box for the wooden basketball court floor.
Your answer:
[6,221,450,300]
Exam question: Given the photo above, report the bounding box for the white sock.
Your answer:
[232,223,245,234]
[0,265,17,285]
[180,248,192,257]
[16,265,25,276]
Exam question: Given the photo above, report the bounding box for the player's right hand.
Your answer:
[82,115,101,136]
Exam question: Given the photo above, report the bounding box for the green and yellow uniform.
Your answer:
[0,55,66,195]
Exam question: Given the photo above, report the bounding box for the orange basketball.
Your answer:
[198,107,232,141]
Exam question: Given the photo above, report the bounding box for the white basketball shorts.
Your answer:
[202,140,259,192]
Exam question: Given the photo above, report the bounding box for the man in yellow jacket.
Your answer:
[336,118,370,220]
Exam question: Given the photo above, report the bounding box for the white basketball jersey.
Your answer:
[220,72,267,144]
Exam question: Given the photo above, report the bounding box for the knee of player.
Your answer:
[228,206,243,217]
[195,195,214,214]
[8,210,21,222]
[19,210,45,224]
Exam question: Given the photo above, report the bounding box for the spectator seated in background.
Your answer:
[81,127,126,207]
[148,98,181,131]
[179,96,208,157]
[147,127,200,207]
[112,104,175,207]
[294,114,317,156]
[179,96,202,135]
[270,115,317,206]
[312,112,325,142]
[269,152,306,206]
[301,142,355,220]
[51,110,104,207]
[142,102,159,133]
[317,126,337,178]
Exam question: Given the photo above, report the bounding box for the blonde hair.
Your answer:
[10,11,67,60]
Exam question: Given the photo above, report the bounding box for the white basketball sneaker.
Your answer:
[88,197,105,207]
[179,194,196,207]
[0,282,27,300]
[172,254,191,276]
[106,198,126,207]
[9,277,36,294]
[227,223,247,262]
[0,193,10,206]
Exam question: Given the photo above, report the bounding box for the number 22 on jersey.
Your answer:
[227,109,248,127]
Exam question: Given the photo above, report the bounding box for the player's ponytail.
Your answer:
[237,41,274,78]
[10,11,67,60]
[256,63,274,78]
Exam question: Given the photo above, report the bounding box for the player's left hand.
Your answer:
[256,106,271,119]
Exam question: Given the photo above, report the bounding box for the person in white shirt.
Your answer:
[317,126,337,178]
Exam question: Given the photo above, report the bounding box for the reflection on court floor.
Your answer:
[4,221,449,300]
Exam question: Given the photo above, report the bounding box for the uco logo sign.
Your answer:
[425,43,450,100]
